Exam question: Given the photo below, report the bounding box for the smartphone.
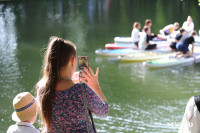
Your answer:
[78,56,89,77]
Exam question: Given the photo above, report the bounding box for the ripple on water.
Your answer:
[93,102,181,132]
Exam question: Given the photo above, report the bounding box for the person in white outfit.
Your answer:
[131,22,141,47]
[160,22,179,36]
[179,95,200,133]
[139,26,157,50]
[7,92,40,133]
[182,16,194,33]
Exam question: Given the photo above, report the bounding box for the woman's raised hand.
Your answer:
[80,67,107,102]
[80,67,100,90]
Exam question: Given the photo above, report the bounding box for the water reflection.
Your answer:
[0,4,24,130]
[94,102,180,132]
[44,0,89,49]
[88,0,110,23]
[118,62,147,82]
[0,5,20,92]
[46,0,64,23]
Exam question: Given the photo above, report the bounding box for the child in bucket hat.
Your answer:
[7,92,40,133]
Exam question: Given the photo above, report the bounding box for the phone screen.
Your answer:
[78,56,89,77]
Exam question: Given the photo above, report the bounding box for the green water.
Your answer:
[0,0,200,132]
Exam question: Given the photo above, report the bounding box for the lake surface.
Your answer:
[0,0,200,132]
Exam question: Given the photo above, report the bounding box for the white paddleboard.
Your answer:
[95,49,140,57]
[119,51,174,62]
[143,54,200,68]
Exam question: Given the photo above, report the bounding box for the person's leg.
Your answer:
[170,42,177,51]
[156,34,167,40]
[175,51,183,57]
[145,44,157,50]
[176,44,185,57]
[182,45,190,57]
[134,42,138,47]
[151,44,157,49]
[182,51,191,57]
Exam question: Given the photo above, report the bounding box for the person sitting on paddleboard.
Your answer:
[143,19,156,40]
[160,22,179,36]
[182,16,194,34]
[131,22,141,47]
[143,19,166,41]
[139,26,157,50]
[169,28,185,51]
[176,31,197,57]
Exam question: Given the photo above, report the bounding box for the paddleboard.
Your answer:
[114,36,167,44]
[195,36,200,43]
[105,43,138,50]
[105,41,170,50]
[190,45,200,52]
[95,49,140,57]
[143,54,200,68]
[118,51,174,62]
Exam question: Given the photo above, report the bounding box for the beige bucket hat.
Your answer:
[12,92,39,122]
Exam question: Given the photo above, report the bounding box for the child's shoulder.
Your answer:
[7,124,17,133]
[7,123,40,133]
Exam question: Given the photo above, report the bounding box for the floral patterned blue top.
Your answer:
[49,83,109,133]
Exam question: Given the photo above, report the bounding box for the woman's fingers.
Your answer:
[95,67,99,77]
[84,67,92,77]
[82,67,99,81]
[82,70,90,79]
[89,67,95,75]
